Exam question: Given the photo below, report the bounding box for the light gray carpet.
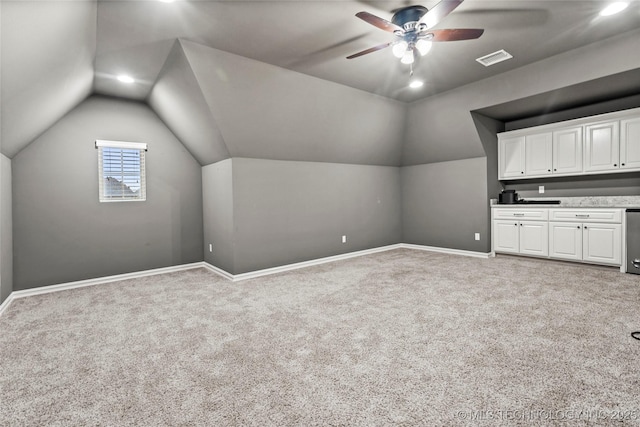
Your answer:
[1,249,640,426]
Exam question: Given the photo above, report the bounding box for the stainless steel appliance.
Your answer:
[626,209,640,274]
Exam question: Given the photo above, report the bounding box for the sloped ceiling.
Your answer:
[180,39,406,166]
[148,40,229,165]
[0,1,96,158]
[3,1,640,164]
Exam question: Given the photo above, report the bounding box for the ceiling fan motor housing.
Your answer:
[391,6,428,27]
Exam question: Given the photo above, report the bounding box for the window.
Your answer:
[96,140,147,202]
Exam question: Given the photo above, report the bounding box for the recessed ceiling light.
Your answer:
[409,80,424,89]
[600,2,629,16]
[117,75,135,84]
[158,0,175,3]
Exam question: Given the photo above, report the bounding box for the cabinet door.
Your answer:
[584,121,620,172]
[494,220,520,254]
[620,116,640,169]
[499,136,525,179]
[553,127,583,174]
[549,222,582,261]
[582,223,622,266]
[525,132,553,176]
[519,221,548,257]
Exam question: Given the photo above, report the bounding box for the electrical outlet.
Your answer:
[209,244,213,252]
[539,185,545,194]
[475,233,480,241]
[342,235,347,243]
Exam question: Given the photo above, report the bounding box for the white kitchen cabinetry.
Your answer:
[582,223,622,265]
[499,136,525,179]
[492,207,624,269]
[525,132,553,176]
[584,120,620,172]
[493,209,549,257]
[548,222,583,261]
[498,107,640,180]
[548,209,622,266]
[552,127,583,174]
[620,116,640,170]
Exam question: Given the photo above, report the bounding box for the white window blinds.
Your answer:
[96,140,147,202]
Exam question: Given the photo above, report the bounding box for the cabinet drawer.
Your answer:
[493,209,548,221]
[549,209,622,223]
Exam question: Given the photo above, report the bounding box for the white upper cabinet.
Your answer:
[498,107,640,180]
[584,120,620,172]
[620,116,640,169]
[499,136,525,179]
[525,132,553,176]
[552,127,583,174]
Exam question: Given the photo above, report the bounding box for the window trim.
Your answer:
[96,140,148,203]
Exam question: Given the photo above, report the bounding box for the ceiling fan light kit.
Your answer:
[347,0,484,70]
[401,49,415,65]
[392,41,409,58]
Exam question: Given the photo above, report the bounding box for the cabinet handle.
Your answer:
[622,163,625,166]
[577,226,581,229]
[548,169,551,172]
[521,171,524,174]
[584,226,588,229]
[514,213,525,216]
[614,164,617,167]
[514,223,518,226]
[554,168,557,171]
[575,214,590,218]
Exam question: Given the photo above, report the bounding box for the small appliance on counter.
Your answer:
[498,190,561,205]
[498,190,519,204]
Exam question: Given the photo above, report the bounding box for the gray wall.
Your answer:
[1,154,12,303]
[504,174,640,199]
[12,96,203,290]
[230,158,402,274]
[402,157,490,252]
[472,112,504,206]
[202,159,235,273]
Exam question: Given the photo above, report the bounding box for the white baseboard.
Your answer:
[206,244,404,282]
[0,293,15,317]
[399,243,491,259]
[0,243,490,316]
[201,262,235,281]
[0,262,205,316]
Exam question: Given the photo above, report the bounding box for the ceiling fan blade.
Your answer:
[418,0,464,29]
[346,42,391,59]
[427,28,484,42]
[356,11,404,33]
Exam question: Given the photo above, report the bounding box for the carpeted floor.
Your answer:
[1,249,640,426]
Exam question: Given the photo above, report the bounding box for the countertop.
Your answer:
[490,196,640,209]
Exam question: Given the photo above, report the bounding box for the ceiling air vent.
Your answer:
[476,49,513,67]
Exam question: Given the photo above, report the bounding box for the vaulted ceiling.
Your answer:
[2,0,640,163]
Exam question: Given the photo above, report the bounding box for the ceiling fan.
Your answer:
[347,0,484,65]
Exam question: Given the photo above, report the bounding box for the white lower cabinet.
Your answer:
[494,220,549,257]
[549,222,621,266]
[493,207,623,268]
[549,222,583,261]
[493,208,550,257]
[582,223,622,265]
